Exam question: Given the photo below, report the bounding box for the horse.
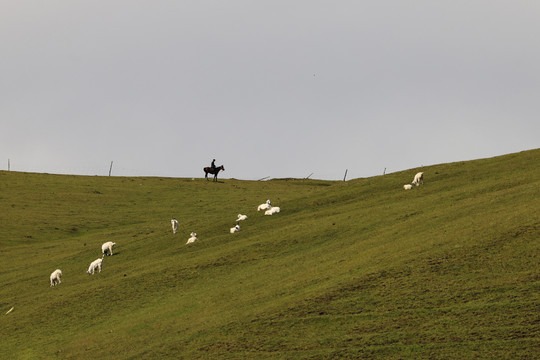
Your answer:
[203,165,225,182]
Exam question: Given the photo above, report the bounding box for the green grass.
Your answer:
[1,149,539,359]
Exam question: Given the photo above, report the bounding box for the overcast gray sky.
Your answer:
[1,1,539,180]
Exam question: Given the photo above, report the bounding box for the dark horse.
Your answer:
[203,165,225,182]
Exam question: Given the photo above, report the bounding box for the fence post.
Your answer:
[343,169,348,181]
[109,161,113,176]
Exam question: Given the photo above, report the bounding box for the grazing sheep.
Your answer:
[87,257,103,275]
[186,232,198,244]
[257,199,272,211]
[236,214,248,222]
[230,224,241,233]
[101,241,116,256]
[403,184,413,190]
[412,172,424,186]
[50,269,62,287]
[265,206,281,215]
[171,218,179,234]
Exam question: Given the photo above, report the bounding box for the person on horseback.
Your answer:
[204,160,224,181]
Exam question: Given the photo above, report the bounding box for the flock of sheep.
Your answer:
[49,198,281,286]
[49,241,116,286]
[403,172,424,190]
[173,198,281,242]
[50,172,424,287]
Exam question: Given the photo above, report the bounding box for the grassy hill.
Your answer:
[1,149,539,359]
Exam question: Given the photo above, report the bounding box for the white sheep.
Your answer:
[264,206,281,215]
[101,241,116,256]
[186,232,198,244]
[412,172,424,186]
[50,269,62,287]
[403,184,413,190]
[236,214,248,222]
[257,199,272,211]
[87,257,103,275]
[230,224,241,233]
[171,218,179,234]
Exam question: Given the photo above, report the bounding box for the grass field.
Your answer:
[1,149,539,359]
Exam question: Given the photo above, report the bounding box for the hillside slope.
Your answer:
[1,149,539,359]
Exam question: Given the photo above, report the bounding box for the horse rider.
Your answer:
[211,159,216,171]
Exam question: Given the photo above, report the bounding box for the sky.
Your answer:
[1,1,539,181]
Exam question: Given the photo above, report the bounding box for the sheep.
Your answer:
[230,224,241,233]
[412,172,424,186]
[257,199,272,211]
[87,257,103,275]
[171,218,179,234]
[264,206,281,215]
[50,269,62,286]
[403,184,413,190]
[236,214,248,222]
[101,241,116,256]
[186,232,198,244]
